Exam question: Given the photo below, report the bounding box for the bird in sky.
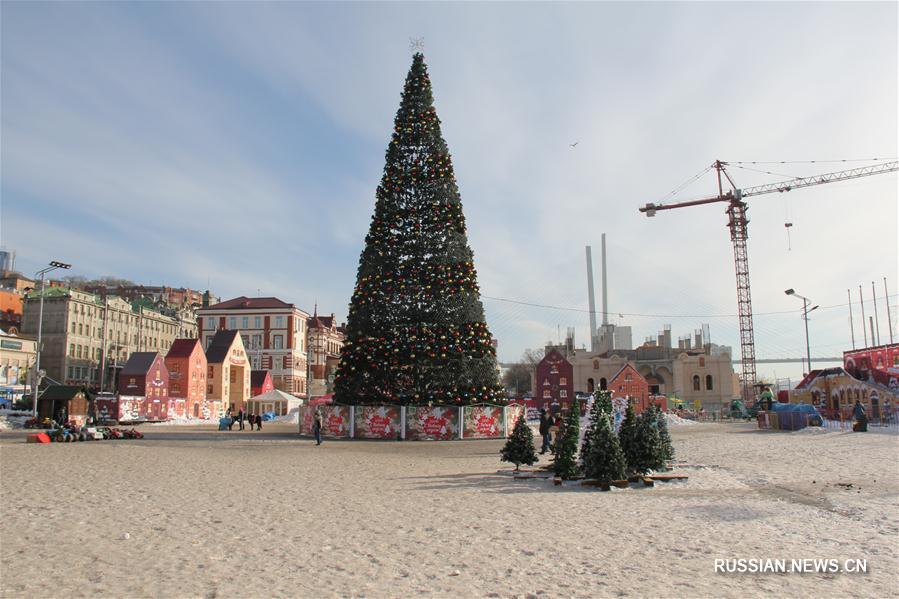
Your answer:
[569,142,579,148]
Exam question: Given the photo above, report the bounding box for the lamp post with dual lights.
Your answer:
[784,288,818,376]
[31,261,72,417]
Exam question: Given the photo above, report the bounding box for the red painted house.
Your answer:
[118,352,170,421]
[165,339,208,419]
[251,370,274,397]
[608,363,651,413]
[534,349,576,414]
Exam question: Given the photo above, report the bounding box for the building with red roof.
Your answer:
[307,307,345,397]
[196,297,310,395]
[165,338,208,419]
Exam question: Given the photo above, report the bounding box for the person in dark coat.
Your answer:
[237,408,245,431]
[853,400,868,432]
[248,413,255,431]
[255,414,263,431]
[312,408,324,445]
[538,409,552,454]
[227,407,235,431]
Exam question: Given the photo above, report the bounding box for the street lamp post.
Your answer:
[785,289,818,375]
[32,260,72,417]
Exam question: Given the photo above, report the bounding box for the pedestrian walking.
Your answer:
[227,407,235,431]
[256,414,263,431]
[853,400,868,432]
[312,408,324,445]
[538,408,552,454]
[248,413,255,431]
[237,408,245,431]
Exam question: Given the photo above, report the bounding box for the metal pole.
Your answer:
[871,281,881,346]
[100,297,108,392]
[803,298,811,374]
[32,273,46,418]
[859,286,868,347]
[885,278,894,344]
[847,289,856,349]
[869,317,876,348]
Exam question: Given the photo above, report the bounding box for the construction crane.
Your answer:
[640,160,898,403]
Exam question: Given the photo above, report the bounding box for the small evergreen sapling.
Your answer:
[595,390,613,416]
[632,408,666,474]
[553,400,582,480]
[501,414,538,471]
[584,410,627,484]
[579,395,602,467]
[618,401,640,474]
[656,406,675,463]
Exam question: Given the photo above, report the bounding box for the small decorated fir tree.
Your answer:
[579,392,609,467]
[618,401,640,473]
[584,410,627,484]
[501,414,538,471]
[656,406,675,463]
[595,390,613,416]
[632,408,665,474]
[553,400,582,480]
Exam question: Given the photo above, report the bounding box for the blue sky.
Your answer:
[2,2,896,382]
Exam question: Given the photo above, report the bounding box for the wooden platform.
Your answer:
[645,474,689,482]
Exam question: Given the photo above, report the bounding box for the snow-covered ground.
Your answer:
[1,422,896,597]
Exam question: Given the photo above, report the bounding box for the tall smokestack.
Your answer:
[601,233,609,326]
[586,246,598,352]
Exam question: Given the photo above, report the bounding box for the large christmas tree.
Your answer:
[334,53,504,406]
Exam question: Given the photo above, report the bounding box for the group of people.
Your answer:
[226,408,264,431]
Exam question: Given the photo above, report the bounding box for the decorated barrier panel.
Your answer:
[354,405,401,439]
[302,405,352,438]
[463,405,505,438]
[298,404,520,440]
[406,406,458,441]
[505,403,525,431]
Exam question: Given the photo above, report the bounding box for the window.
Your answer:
[254,316,261,328]
[543,390,551,398]
[230,369,236,384]
[206,318,216,330]
[241,334,250,348]
[559,390,568,398]
[625,373,632,382]
[69,343,75,357]
[71,322,77,334]
[692,375,701,391]
[242,317,249,328]
[207,385,213,394]
[559,377,567,386]
[229,317,237,329]
[699,357,705,367]
[273,335,283,349]
[705,375,713,391]
[252,335,262,349]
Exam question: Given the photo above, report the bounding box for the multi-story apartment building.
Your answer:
[0,289,24,334]
[20,287,198,391]
[0,329,36,403]
[307,310,345,396]
[83,284,219,310]
[196,297,310,395]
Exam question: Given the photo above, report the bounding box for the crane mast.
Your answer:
[640,160,898,403]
